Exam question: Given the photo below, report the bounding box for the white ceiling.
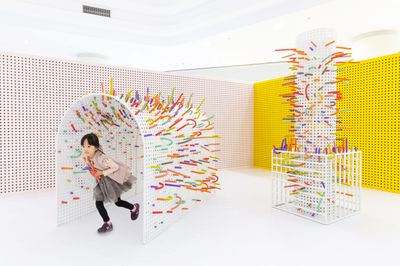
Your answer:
[0,0,399,72]
[0,0,332,44]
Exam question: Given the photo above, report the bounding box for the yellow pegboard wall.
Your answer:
[337,53,400,193]
[254,78,291,169]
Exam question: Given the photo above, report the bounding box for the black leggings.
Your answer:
[95,198,133,222]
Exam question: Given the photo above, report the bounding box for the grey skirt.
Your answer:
[93,174,136,203]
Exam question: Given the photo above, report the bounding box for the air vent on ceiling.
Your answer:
[82,5,111,17]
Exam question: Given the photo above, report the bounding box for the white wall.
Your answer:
[169,62,291,83]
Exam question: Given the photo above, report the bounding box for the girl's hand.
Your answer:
[95,170,104,177]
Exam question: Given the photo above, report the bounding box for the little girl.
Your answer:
[81,133,140,233]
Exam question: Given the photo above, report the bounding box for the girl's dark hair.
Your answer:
[81,133,100,148]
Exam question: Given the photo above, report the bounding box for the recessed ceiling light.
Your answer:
[352,30,398,41]
[351,29,400,60]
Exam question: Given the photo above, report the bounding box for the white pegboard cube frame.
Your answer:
[272,150,362,224]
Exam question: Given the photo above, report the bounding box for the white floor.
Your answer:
[1,168,399,266]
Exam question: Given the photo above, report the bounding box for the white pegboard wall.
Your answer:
[141,107,219,243]
[0,52,253,195]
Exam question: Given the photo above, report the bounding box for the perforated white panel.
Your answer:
[295,29,337,151]
[0,52,253,195]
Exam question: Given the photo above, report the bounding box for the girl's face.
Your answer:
[82,139,97,158]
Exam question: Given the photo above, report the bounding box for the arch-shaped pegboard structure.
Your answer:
[56,90,220,243]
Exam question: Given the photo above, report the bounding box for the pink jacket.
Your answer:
[88,150,133,185]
